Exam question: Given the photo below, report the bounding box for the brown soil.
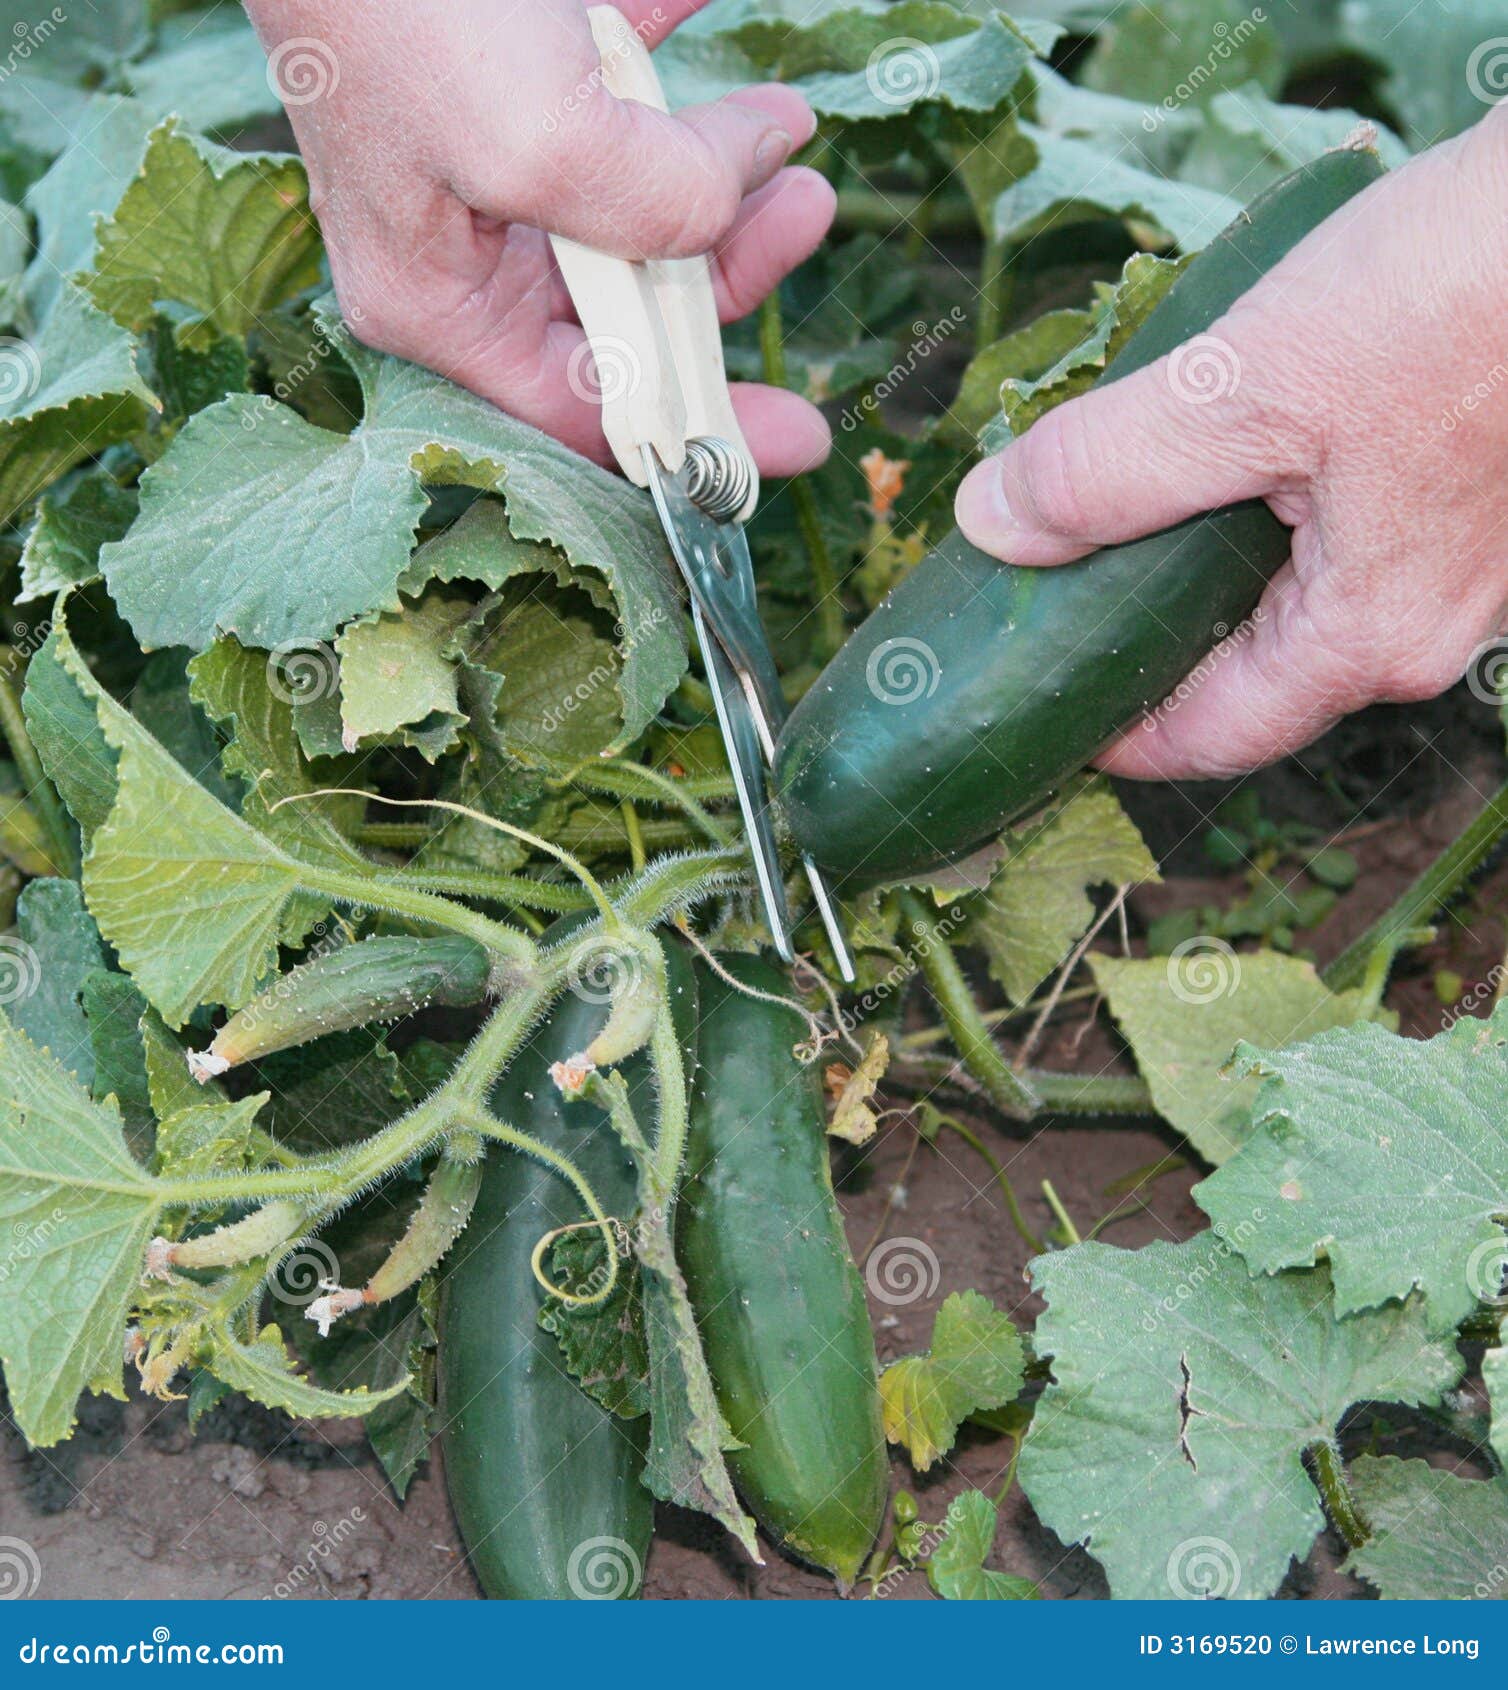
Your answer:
[6,692,1507,1602]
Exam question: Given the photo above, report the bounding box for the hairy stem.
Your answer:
[1309,1440,1369,1550]
[898,891,1040,1119]
[1323,778,1508,992]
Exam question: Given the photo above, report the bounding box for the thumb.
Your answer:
[533,84,815,259]
[954,325,1306,566]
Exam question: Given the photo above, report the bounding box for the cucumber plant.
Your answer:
[0,0,1505,1608]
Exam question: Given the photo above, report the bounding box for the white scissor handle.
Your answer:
[547,5,758,520]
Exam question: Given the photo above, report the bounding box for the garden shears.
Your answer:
[547,4,855,982]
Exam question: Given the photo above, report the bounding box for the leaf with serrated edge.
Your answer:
[51,615,308,1024]
[1345,1456,1508,1600]
[1089,950,1376,1164]
[1195,1007,1508,1333]
[337,589,471,755]
[1019,1238,1458,1599]
[0,1011,160,1446]
[8,875,105,1086]
[87,121,321,347]
[969,779,1158,1005]
[928,1490,1038,1600]
[205,1323,407,1420]
[881,1290,1024,1470]
[101,304,684,744]
[18,468,137,602]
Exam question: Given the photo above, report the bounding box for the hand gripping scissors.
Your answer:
[547,5,855,983]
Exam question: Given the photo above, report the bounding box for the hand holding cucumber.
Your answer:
[957,105,1508,782]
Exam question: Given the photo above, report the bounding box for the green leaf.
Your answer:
[81,967,153,1150]
[1487,1345,1508,1472]
[335,589,471,758]
[204,1322,408,1421]
[538,1230,650,1420]
[122,14,287,134]
[101,306,683,726]
[1082,0,1283,105]
[403,496,684,751]
[0,0,147,81]
[1338,0,1508,147]
[7,875,105,1085]
[311,1294,437,1499]
[0,284,154,528]
[968,779,1159,1004]
[664,0,1036,123]
[1089,949,1377,1163]
[153,1092,269,1182]
[129,648,241,810]
[952,253,1182,446]
[86,121,321,348]
[1018,1239,1459,1599]
[1345,1456,1508,1600]
[880,1290,1026,1469]
[994,122,1244,250]
[17,467,138,603]
[928,1491,1038,1599]
[1195,1007,1508,1335]
[23,620,119,842]
[51,616,311,1024]
[0,1010,161,1446]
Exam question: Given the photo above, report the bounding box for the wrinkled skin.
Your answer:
[245,0,835,475]
[958,107,1508,780]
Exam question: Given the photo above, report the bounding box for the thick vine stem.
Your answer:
[1324,777,1508,992]
[1309,1439,1369,1550]
[898,891,1041,1119]
[890,1053,1153,1120]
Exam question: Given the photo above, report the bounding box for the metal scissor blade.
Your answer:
[691,598,793,962]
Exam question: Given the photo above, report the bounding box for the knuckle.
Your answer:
[1013,403,1100,537]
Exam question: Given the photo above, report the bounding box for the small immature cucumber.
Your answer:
[680,952,888,1586]
[773,147,1387,886]
[191,935,493,1077]
[438,931,698,1600]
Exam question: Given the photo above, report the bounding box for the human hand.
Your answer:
[245,0,834,474]
[954,113,1508,780]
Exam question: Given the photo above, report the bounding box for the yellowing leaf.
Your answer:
[826,1030,889,1145]
[880,1290,1025,1470]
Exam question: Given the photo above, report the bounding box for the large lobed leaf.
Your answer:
[0,1011,160,1446]
[1019,1237,1458,1598]
[1196,1007,1508,1335]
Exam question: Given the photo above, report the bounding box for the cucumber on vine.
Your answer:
[773,146,1387,886]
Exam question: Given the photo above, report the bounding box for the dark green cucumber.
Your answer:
[774,147,1386,886]
[680,952,887,1586]
[438,940,696,1600]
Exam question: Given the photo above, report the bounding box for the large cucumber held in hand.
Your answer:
[438,939,696,1600]
[773,146,1386,886]
[680,952,887,1587]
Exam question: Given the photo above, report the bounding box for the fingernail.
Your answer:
[955,460,1020,555]
[752,128,793,187]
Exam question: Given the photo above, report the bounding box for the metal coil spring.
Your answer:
[683,436,753,523]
